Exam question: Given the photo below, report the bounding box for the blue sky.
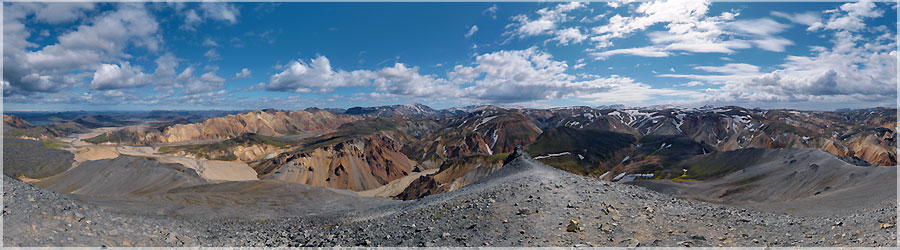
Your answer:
[3,1,897,111]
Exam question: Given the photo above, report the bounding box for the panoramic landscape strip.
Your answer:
[3,1,897,247]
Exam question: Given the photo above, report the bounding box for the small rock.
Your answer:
[881,223,894,229]
[566,219,581,232]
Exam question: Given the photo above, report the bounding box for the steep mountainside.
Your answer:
[35,156,206,196]
[84,110,360,145]
[521,106,896,166]
[631,148,896,216]
[525,127,636,176]
[4,114,33,128]
[522,106,640,135]
[395,155,503,200]
[3,138,75,179]
[410,108,542,164]
[344,104,437,117]
[393,109,543,199]
[158,133,298,162]
[253,117,440,191]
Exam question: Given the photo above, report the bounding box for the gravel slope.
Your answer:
[4,149,896,247]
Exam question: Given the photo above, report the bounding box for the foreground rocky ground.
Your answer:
[4,150,897,247]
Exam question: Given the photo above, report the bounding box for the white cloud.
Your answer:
[181,2,240,30]
[591,0,717,48]
[725,18,794,52]
[4,4,159,96]
[465,25,479,38]
[695,63,760,75]
[200,2,239,24]
[482,4,498,19]
[661,2,896,105]
[589,0,794,55]
[771,11,822,28]
[204,49,221,61]
[749,36,794,52]
[551,27,588,46]
[20,3,96,24]
[591,47,670,59]
[507,2,585,39]
[728,18,789,36]
[263,48,695,105]
[203,37,219,47]
[606,0,634,9]
[182,69,226,94]
[677,81,704,87]
[579,78,705,104]
[233,68,251,79]
[453,47,691,104]
[90,62,152,90]
[267,56,374,93]
[659,63,762,82]
[373,63,459,98]
[820,0,882,31]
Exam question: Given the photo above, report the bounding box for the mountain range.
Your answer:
[7,104,891,199]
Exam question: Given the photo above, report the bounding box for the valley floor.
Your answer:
[3,151,896,247]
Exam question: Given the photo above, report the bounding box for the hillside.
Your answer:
[631,148,897,216]
[2,138,74,179]
[157,133,298,162]
[3,114,91,139]
[253,117,440,191]
[520,106,896,166]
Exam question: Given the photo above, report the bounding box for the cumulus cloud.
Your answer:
[453,47,700,104]
[180,2,240,30]
[590,0,719,48]
[590,0,795,56]
[202,37,219,47]
[16,2,97,24]
[264,48,699,105]
[173,67,227,94]
[267,56,374,93]
[3,3,159,96]
[233,68,252,79]
[506,2,585,39]
[819,0,882,31]
[579,78,705,104]
[204,49,221,61]
[90,62,152,90]
[606,0,641,9]
[267,56,459,98]
[661,1,896,105]
[551,27,588,46]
